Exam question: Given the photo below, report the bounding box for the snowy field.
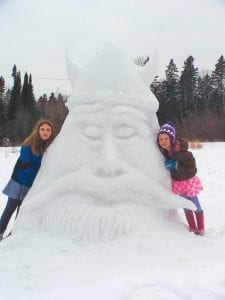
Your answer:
[0,142,225,300]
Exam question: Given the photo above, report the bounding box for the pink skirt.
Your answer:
[172,176,203,197]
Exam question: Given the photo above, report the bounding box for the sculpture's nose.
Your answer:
[93,133,126,177]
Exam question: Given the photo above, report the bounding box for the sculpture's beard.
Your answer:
[40,199,156,242]
[17,163,166,241]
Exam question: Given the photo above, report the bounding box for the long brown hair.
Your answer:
[23,119,56,155]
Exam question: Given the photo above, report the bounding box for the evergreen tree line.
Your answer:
[0,65,68,146]
[151,55,225,141]
[1,55,225,146]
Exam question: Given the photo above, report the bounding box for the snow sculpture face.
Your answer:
[16,42,195,241]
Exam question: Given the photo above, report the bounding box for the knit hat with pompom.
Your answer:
[157,122,176,146]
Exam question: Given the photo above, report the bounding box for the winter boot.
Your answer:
[184,211,199,234]
[195,211,205,236]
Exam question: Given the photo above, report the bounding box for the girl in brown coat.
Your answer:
[157,122,205,236]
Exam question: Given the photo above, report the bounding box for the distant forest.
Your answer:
[0,54,225,145]
[0,65,68,145]
[151,55,225,141]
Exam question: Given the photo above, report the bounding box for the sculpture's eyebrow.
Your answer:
[111,105,149,123]
[73,102,149,123]
[74,102,104,113]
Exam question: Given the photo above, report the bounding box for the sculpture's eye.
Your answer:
[82,125,102,140]
[115,125,136,139]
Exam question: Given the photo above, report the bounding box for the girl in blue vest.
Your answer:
[0,119,55,240]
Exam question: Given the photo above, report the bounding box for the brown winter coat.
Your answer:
[171,137,197,181]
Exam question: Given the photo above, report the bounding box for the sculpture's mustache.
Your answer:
[24,156,195,212]
[44,156,161,205]
[55,168,153,205]
[23,161,160,212]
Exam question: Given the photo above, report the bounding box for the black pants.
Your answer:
[0,198,21,235]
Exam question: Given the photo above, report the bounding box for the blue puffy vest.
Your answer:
[11,145,42,188]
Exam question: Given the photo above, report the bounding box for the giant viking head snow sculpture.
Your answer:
[16,42,194,241]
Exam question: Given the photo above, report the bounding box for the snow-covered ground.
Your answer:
[0,142,225,300]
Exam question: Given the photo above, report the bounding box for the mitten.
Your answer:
[165,159,177,171]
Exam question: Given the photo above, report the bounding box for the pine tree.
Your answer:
[0,76,6,113]
[28,74,35,104]
[21,72,29,107]
[49,92,57,102]
[0,76,7,139]
[197,74,211,113]
[210,55,225,114]
[0,76,5,101]
[6,65,22,142]
[180,56,199,115]
[5,89,11,106]
[7,65,22,120]
[164,59,181,121]
[21,73,36,108]
[17,72,39,140]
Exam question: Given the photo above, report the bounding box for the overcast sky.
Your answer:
[0,0,224,97]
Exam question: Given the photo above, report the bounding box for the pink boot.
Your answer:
[195,211,205,236]
[184,211,199,234]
